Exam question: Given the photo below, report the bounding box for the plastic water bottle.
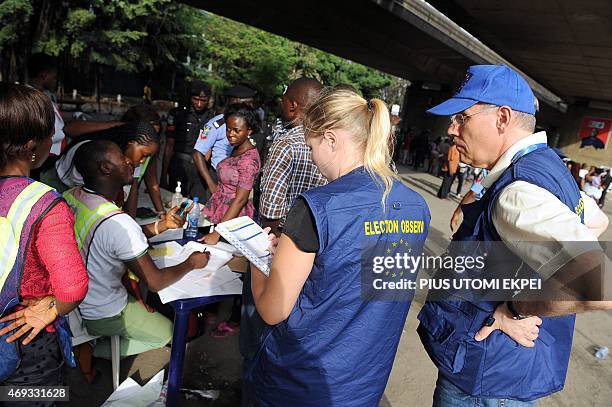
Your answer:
[171,181,183,208]
[595,346,609,360]
[185,197,200,240]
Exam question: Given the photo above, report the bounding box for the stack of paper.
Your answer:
[215,216,272,275]
[150,241,242,303]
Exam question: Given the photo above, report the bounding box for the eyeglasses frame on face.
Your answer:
[450,106,499,126]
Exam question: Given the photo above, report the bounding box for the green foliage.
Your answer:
[0,0,195,73]
[60,0,179,73]
[35,35,68,56]
[0,0,34,49]
[0,1,399,102]
[65,8,95,33]
[193,13,398,101]
[192,13,296,101]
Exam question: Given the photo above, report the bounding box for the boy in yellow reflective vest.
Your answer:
[64,139,209,359]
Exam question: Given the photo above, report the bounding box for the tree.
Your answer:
[191,13,399,103]
[0,0,34,81]
[190,12,296,102]
[0,1,400,105]
[37,1,195,74]
[0,1,199,91]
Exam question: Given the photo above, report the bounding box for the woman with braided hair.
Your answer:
[51,119,162,218]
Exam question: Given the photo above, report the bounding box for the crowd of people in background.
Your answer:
[1,55,611,407]
[566,160,611,208]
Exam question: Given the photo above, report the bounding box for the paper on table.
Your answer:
[156,265,243,303]
[184,240,239,257]
[136,184,174,210]
[151,241,233,270]
[148,227,184,244]
[102,369,164,407]
[151,241,242,303]
[148,241,238,266]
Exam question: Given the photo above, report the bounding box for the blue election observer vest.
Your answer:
[418,145,583,402]
[245,167,430,406]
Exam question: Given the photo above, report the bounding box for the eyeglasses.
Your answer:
[451,106,498,126]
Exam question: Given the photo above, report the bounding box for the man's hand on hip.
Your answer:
[475,302,542,348]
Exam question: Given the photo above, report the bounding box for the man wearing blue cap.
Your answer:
[417,65,612,406]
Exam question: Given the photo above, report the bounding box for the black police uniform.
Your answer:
[167,106,214,198]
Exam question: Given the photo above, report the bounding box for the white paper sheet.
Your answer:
[150,241,242,303]
[102,370,164,407]
[215,217,271,275]
[148,227,184,243]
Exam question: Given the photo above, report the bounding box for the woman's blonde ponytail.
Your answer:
[363,98,396,206]
[303,88,399,207]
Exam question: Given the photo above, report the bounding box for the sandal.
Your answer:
[210,321,239,338]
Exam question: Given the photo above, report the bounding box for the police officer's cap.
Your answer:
[225,85,256,99]
[190,80,212,98]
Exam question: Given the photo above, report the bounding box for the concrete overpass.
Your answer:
[185,0,612,166]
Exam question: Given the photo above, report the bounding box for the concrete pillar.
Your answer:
[400,81,454,139]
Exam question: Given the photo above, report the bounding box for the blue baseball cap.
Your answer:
[427,65,537,116]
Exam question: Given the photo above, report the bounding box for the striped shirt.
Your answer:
[260,125,327,226]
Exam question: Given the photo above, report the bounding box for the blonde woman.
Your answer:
[245,88,431,406]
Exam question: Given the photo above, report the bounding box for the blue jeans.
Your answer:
[433,375,538,407]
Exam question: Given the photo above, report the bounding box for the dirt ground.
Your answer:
[66,167,612,406]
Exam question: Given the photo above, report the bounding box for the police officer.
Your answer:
[193,86,256,186]
[417,65,612,406]
[161,81,214,198]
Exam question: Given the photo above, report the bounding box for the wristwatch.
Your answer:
[506,300,530,320]
[483,315,496,327]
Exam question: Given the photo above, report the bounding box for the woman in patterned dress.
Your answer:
[197,103,261,337]
[199,103,261,243]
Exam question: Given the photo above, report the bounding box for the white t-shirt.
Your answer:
[79,213,149,320]
[50,103,66,156]
[56,140,89,187]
